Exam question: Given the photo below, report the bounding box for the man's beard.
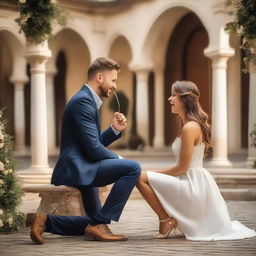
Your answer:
[99,83,109,98]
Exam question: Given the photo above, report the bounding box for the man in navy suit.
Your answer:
[26,57,141,244]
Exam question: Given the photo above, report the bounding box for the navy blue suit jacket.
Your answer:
[51,85,121,186]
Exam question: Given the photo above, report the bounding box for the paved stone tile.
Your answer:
[1,200,256,256]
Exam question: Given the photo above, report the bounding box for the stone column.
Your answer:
[205,50,234,166]
[10,78,28,154]
[135,69,150,147]
[18,41,52,185]
[246,64,256,166]
[153,67,165,148]
[46,67,58,155]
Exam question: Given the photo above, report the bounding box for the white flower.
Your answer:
[251,47,256,54]
[7,217,13,225]
[0,161,4,171]
[4,170,9,175]
[0,219,3,227]
[0,143,4,148]
[19,0,26,3]
[237,26,244,35]
[0,179,4,185]
[0,209,3,215]
[7,169,13,174]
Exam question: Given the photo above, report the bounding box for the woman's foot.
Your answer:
[154,217,177,239]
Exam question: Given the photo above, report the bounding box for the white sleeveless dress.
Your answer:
[147,137,256,241]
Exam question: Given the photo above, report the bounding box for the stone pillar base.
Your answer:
[209,158,232,167]
[18,168,53,185]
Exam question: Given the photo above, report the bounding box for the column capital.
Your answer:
[9,76,29,85]
[25,41,51,74]
[134,68,151,74]
[25,40,51,60]
[134,69,150,84]
[204,48,234,59]
[128,61,153,72]
[205,48,235,69]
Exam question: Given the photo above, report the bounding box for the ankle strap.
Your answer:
[159,217,170,223]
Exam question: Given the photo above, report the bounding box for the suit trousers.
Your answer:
[45,159,141,235]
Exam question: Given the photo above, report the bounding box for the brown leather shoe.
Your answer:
[85,224,127,242]
[26,213,47,245]
[100,224,112,234]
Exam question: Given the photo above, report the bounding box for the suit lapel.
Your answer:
[82,85,101,135]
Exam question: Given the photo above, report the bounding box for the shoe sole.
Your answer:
[84,232,127,242]
[84,233,98,241]
[30,232,44,245]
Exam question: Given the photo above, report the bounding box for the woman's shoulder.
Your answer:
[181,121,201,139]
[183,121,201,131]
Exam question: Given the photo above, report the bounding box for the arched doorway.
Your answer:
[0,32,15,136]
[54,51,67,147]
[241,49,249,148]
[24,64,31,146]
[164,13,211,145]
[107,35,132,148]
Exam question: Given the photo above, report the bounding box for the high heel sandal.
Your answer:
[153,217,177,239]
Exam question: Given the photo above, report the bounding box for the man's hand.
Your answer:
[112,112,127,132]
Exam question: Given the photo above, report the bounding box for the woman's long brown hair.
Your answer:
[172,81,212,152]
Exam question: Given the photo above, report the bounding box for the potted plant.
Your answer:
[15,0,67,44]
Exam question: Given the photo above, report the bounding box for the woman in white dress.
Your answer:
[136,81,256,241]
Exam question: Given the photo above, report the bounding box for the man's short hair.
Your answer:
[87,57,120,80]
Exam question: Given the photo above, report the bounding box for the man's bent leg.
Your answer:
[90,159,141,224]
[77,186,102,217]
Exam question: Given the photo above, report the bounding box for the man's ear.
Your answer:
[95,73,103,83]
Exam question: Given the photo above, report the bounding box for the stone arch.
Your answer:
[142,5,210,68]
[0,29,27,137]
[49,28,91,100]
[106,33,133,61]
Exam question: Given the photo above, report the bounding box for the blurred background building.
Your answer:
[0,0,255,168]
